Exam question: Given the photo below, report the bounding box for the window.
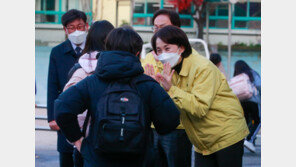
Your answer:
[133,1,260,30]
[233,1,261,30]
[234,3,247,17]
[35,0,93,24]
[133,0,194,28]
[208,4,229,29]
[207,1,261,30]
[250,2,261,17]
[248,2,261,30]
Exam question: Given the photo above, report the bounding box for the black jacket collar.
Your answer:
[63,39,79,58]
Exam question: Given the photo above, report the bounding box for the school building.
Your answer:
[35,0,261,46]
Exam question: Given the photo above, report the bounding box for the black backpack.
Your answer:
[92,75,156,155]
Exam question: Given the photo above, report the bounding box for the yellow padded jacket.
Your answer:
[141,50,249,155]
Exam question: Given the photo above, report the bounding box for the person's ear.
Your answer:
[179,46,185,55]
[217,62,221,67]
[85,23,89,31]
[63,27,68,34]
[135,51,141,58]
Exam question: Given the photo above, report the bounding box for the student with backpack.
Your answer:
[54,27,180,167]
[63,20,114,167]
[233,60,261,153]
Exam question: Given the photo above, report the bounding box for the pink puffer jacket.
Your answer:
[63,51,98,137]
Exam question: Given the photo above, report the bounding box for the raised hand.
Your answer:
[156,63,174,91]
[145,64,160,83]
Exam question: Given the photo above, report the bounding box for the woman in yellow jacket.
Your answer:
[142,25,249,167]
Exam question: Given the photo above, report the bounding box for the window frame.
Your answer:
[35,0,93,24]
[207,0,261,30]
[132,0,261,30]
[132,0,195,28]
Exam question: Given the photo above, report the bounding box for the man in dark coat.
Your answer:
[47,9,89,167]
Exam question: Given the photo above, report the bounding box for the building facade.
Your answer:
[35,0,261,46]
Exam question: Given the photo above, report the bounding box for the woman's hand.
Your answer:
[74,137,84,152]
[156,63,175,91]
[145,64,160,83]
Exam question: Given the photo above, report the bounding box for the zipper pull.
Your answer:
[119,113,126,142]
[119,128,124,141]
[122,116,125,124]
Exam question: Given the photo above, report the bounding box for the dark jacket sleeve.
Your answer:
[54,79,89,142]
[147,82,180,134]
[252,70,261,93]
[47,49,60,122]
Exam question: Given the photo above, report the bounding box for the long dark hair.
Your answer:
[233,60,254,82]
[82,20,114,54]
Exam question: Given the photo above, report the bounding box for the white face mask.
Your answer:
[158,49,181,68]
[67,30,87,45]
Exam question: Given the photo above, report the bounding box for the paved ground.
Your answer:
[35,131,59,167]
[243,144,261,167]
[35,108,261,167]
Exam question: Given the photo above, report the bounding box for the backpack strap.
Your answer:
[67,63,82,81]
[130,74,159,109]
[129,74,158,95]
[82,111,91,137]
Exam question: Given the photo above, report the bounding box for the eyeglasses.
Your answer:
[66,24,86,31]
[151,25,166,32]
[151,26,159,32]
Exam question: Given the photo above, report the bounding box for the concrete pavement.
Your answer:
[35,130,261,167]
[35,108,261,167]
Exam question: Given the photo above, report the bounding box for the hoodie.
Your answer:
[64,51,99,90]
[55,51,180,166]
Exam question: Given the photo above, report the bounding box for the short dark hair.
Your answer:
[120,25,134,31]
[210,53,222,65]
[61,9,87,27]
[82,20,114,54]
[105,27,143,56]
[152,9,181,27]
[151,25,192,58]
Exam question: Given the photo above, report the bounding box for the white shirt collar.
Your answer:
[70,40,86,51]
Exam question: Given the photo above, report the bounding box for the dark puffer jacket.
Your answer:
[54,51,180,167]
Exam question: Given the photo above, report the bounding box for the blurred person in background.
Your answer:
[233,60,261,153]
[210,53,227,79]
[145,26,249,167]
[63,20,114,167]
[47,9,89,167]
